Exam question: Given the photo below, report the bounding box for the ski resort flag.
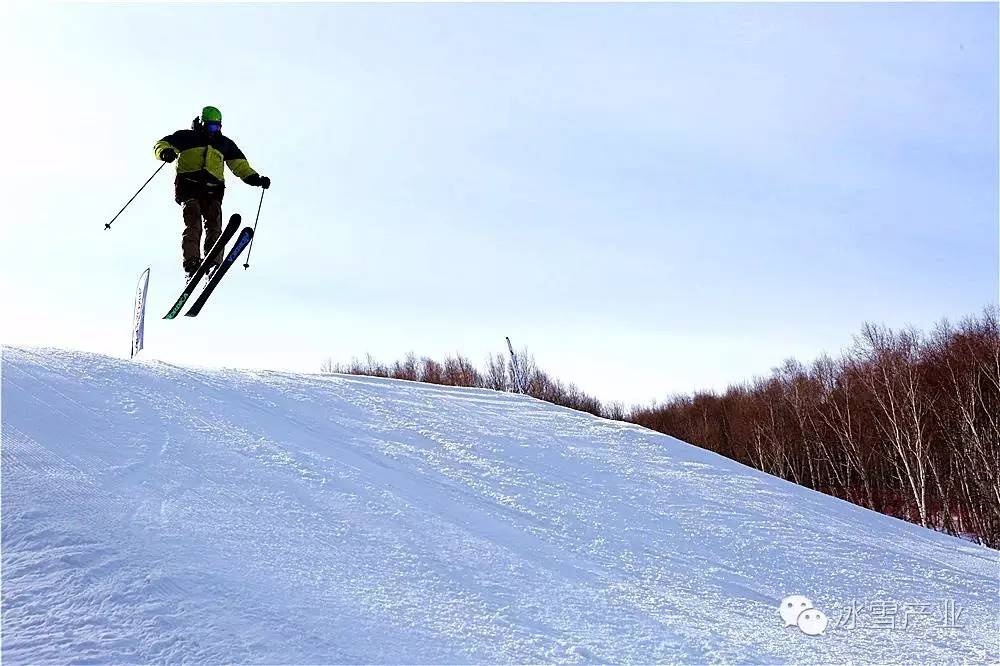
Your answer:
[131,268,150,358]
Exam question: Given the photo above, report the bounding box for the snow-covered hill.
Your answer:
[2,346,996,664]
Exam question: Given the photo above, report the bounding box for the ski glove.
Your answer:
[160,148,177,163]
[244,174,271,189]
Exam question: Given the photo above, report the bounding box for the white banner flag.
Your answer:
[131,268,150,359]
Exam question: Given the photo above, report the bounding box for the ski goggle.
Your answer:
[205,121,221,133]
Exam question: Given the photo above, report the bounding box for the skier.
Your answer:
[153,106,270,279]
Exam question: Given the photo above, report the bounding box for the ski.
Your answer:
[163,214,242,319]
[183,227,254,318]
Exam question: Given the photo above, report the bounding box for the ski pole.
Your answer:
[104,162,167,231]
[506,336,524,394]
[243,187,266,269]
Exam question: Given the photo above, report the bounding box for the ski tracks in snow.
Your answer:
[2,347,998,664]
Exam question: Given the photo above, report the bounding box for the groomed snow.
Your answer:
[2,346,997,663]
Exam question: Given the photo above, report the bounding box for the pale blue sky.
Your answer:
[1,3,997,404]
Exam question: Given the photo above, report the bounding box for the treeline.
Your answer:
[322,307,999,548]
[631,308,1000,548]
[321,350,608,417]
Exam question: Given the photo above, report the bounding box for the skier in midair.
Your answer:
[154,106,270,279]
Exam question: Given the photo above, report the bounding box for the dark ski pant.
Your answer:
[176,177,224,272]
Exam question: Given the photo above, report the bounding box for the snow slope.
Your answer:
[2,346,997,664]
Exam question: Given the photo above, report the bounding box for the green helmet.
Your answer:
[200,106,222,123]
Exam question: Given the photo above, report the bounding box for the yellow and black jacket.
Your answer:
[154,127,258,202]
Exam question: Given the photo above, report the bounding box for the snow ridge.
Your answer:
[2,346,997,663]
